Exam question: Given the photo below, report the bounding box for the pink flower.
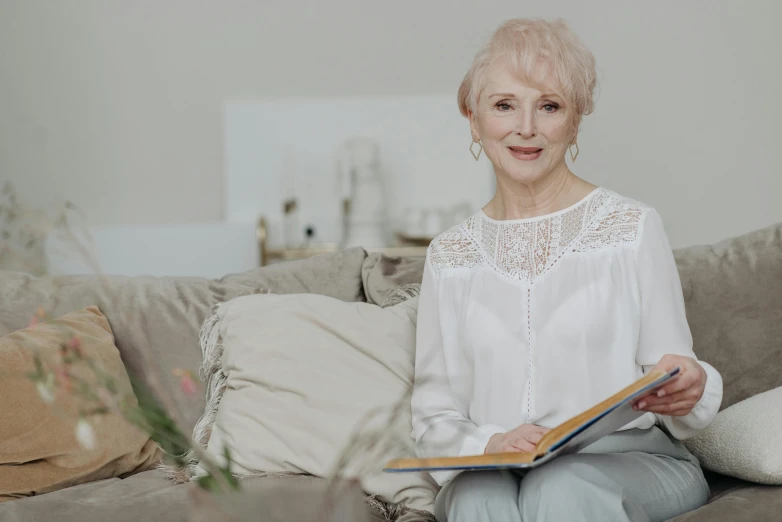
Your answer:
[29,307,48,328]
[180,374,198,397]
[64,335,84,358]
[97,387,114,409]
[55,367,72,392]
[68,335,81,352]
[172,368,198,397]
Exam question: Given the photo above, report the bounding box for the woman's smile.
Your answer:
[508,146,543,161]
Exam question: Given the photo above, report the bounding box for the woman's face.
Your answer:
[469,62,575,187]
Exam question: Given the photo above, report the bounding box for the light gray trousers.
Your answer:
[434,427,709,522]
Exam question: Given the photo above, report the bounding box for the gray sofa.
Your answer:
[1,220,781,522]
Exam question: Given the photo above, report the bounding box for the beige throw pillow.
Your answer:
[197,293,438,515]
[685,386,782,485]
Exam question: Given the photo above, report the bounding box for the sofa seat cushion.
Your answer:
[0,470,383,522]
[669,480,782,521]
[0,470,188,522]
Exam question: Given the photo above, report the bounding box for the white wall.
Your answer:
[1,0,781,254]
[47,223,259,278]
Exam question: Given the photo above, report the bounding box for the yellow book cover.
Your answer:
[384,367,679,473]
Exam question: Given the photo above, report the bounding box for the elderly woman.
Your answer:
[410,18,723,522]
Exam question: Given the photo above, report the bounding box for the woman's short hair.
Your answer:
[458,18,598,134]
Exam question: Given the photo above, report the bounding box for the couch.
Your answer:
[0,220,781,522]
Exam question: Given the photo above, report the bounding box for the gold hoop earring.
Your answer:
[569,142,579,163]
[470,139,483,161]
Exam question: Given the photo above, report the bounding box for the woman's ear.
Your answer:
[467,109,480,142]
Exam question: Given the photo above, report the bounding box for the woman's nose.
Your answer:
[516,109,537,139]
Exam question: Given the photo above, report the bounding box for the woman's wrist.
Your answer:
[484,433,502,454]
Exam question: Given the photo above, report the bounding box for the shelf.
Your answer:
[256,217,429,266]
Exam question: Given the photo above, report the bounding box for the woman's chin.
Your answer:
[500,170,549,186]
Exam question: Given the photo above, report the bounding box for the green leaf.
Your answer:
[125,373,190,456]
[195,466,240,493]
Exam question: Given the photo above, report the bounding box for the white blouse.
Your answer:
[410,187,723,485]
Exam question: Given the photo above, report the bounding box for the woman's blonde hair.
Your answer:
[458,18,598,135]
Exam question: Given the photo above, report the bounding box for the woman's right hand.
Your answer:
[484,424,550,454]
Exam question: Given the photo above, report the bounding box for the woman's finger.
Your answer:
[638,385,702,409]
[634,376,679,406]
[639,389,690,408]
[654,374,692,398]
[640,400,694,415]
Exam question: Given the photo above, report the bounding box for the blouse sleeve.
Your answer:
[634,209,723,439]
[410,255,506,484]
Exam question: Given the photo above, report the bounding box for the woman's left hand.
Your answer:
[633,354,707,416]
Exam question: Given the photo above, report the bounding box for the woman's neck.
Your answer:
[484,170,596,221]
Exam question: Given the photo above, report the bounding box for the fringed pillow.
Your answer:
[165,287,435,521]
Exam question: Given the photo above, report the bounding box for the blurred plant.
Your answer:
[3,181,421,519]
[0,181,101,275]
[1,180,245,510]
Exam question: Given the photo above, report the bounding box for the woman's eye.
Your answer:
[496,102,512,111]
[541,103,559,113]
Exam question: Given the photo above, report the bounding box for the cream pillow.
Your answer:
[685,386,782,485]
[197,293,437,515]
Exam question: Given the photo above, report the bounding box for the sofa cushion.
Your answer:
[0,470,188,522]
[197,293,438,516]
[673,222,782,409]
[0,470,384,522]
[220,248,367,302]
[2,468,778,522]
[668,480,782,521]
[0,248,367,432]
[0,307,159,502]
[189,476,374,522]
[362,253,425,306]
[684,386,782,485]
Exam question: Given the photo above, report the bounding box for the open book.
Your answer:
[384,367,680,473]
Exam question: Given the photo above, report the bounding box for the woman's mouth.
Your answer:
[508,146,543,161]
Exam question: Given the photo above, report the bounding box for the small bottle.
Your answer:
[302,224,316,249]
[282,198,300,249]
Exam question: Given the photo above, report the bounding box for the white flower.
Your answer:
[75,418,96,450]
[35,381,55,404]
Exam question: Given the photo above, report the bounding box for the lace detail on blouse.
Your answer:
[428,188,649,283]
[428,225,486,272]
